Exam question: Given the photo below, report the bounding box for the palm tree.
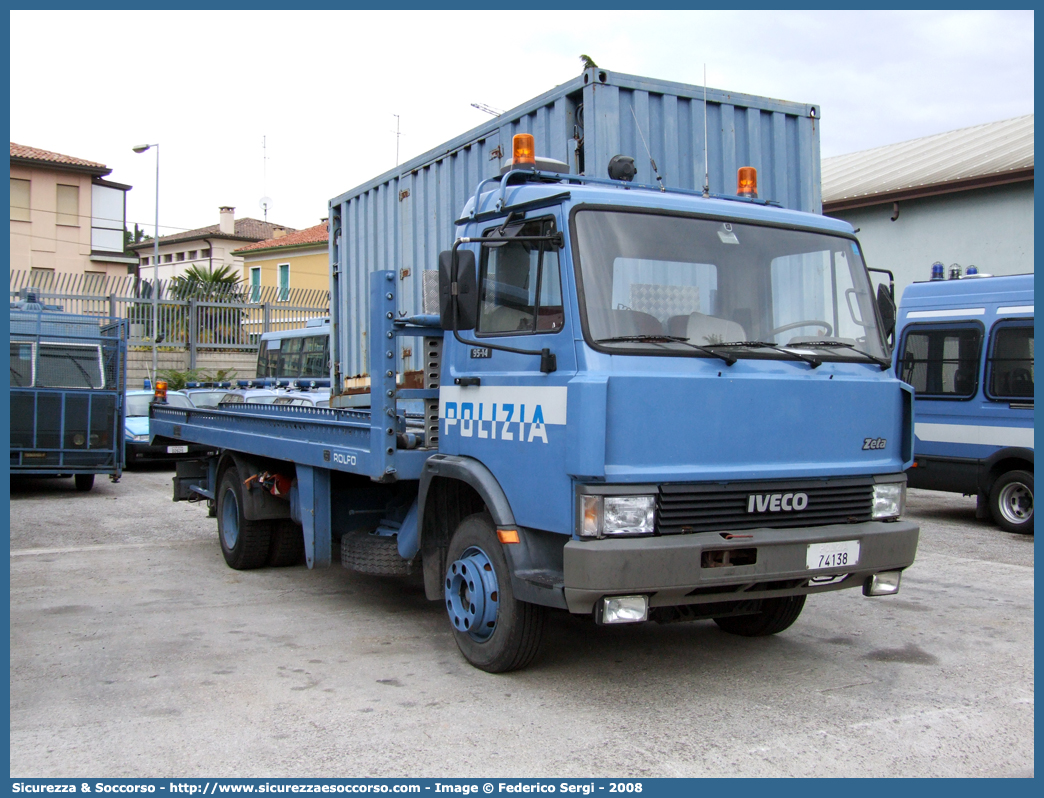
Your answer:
[169,264,246,345]
[171,264,242,301]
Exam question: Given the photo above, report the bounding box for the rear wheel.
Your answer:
[444,513,546,673]
[74,474,95,492]
[713,595,806,636]
[216,466,271,569]
[990,470,1033,534]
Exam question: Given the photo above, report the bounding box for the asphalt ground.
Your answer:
[9,469,1034,778]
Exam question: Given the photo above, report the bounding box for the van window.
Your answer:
[36,343,104,389]
[10,342,34,387]
[899,325,982,398]
[987,322,1034,400]
[256,334,329,378]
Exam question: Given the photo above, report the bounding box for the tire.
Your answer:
[341,530,411,575]
[216,466,271,570]
[74,474,95,492]
[713,595,806,637]
[990,470,1034,534]
[268,520,305,567]
[443,513,546,673]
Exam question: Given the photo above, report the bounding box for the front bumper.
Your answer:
[562,520,919,614]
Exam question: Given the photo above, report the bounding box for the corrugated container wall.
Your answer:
[329,69,821,380]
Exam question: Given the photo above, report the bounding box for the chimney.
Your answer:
[219,206,235,235]
[272,227,287,239]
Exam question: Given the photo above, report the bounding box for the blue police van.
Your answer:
[895,273,1033,533]
[10,298,127,491]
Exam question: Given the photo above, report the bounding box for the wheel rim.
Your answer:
[221,488,240,549]
[998,482,1033,525]
[444,546,499,642]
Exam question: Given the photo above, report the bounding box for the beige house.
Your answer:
[234,220,330,300]
[10,143,138,281]
[128,207,295,282]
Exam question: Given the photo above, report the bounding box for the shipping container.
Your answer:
[329,68,822,378]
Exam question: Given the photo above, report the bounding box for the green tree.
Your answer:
[124,223,151,248]
[171,264,243,300]
[169,265,246,346]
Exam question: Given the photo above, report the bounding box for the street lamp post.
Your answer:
[132,143,160,383]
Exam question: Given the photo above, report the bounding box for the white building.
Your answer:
[128,206,295,282]
[823,115,1033,297]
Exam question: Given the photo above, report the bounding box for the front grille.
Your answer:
[657,478,874,534]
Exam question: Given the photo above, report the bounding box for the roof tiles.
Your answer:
[128,218,297,250]
[10,142,109,172]
[234,221,329,253]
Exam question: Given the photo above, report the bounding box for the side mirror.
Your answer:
[438,248,477,331]
[876,282,896,339]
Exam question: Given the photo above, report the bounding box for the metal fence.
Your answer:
[10,272,330,359]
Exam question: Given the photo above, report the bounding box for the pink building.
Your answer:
[10,143,138,281]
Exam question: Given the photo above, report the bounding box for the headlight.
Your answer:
[580,495,656,538]
[872,483,905,520]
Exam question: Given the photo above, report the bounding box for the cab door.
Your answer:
[439,212,578,534]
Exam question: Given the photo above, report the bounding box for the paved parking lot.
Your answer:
[9,469,1034,778]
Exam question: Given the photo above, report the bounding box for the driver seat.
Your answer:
[685,312,745,345]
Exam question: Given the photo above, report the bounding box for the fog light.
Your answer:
[601,595,648,624]
[863,570,902,596]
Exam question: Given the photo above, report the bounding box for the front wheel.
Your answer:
[713,595,806,636]
[444,513,546,673]
[990,470,1033,534]
[74,474,95,492]
[216,466,272,569]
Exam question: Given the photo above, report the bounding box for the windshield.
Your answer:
[186,391,233,408]
[126,393,193,416]
[573,210,886,359]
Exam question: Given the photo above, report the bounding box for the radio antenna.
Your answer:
[629,105,665,191]
[702,64,710,197]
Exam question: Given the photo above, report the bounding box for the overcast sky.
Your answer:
[10,9,1034,238]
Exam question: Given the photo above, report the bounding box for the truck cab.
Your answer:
[425,147,918,661]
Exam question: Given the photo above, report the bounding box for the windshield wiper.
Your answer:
[67,357,96,388]
[706,341,821,369]
[798,340,891,370]
[596,335,737,365]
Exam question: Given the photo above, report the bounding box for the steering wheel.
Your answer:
[770,320,833,337]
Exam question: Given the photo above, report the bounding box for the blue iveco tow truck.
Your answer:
[895,272,1033,533]
[152,72,919,671]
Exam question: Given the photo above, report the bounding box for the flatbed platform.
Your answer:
[151,401,434,482]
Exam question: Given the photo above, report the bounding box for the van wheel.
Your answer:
[444,513,546,673]
[990,470,1033,534]
[268,520,305,567]
[216,466,271,569]
[74,474,95,492]
[714,595,806,636]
